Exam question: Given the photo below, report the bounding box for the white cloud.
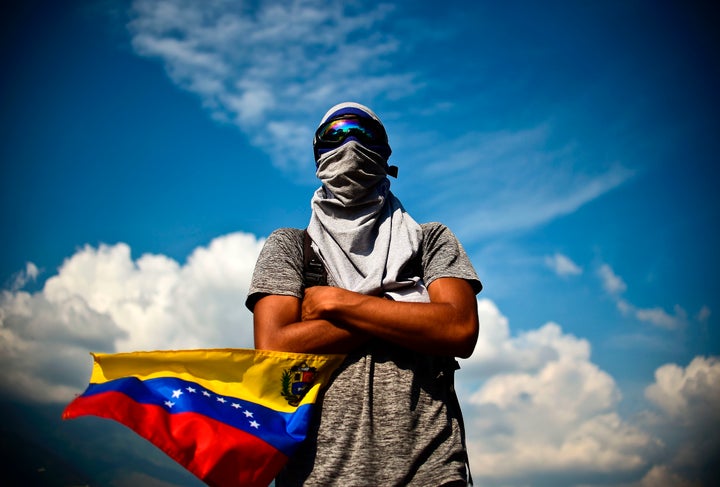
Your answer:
[598,263,627,295]
[3,240,718,486]
[461,299,591,379]
[695,305,711,324]
[0,289,126,402]
[639,356,720,486]
[645,356,720,424]
[638,465,703,487]
[127,0,415,175]
[634,305,687,330]
[126,1,635,237]
[458,299,654,485]
[545,252,582,277]
[0,232,264,403]
[7,262,40,291]
[412,126,634,240]
[597,263,690,331]
[456,300,720,486]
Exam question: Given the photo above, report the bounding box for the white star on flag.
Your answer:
[186,386,196,393]
[232,403,241,409]
[164,400,175,408]
[216,397,226,403]
[249,420,260,429]
[202,390,211,397]
[172,389,183,399]
[243,410,254,418]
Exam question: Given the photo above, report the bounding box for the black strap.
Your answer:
[303,230,327,288]
[446,359,473,485]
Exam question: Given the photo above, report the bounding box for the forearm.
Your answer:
[255,319,367,354]
[327,297,474,357]
[253,294,368,354]
[303,278,479,358]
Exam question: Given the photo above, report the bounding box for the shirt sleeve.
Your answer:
[245,228,305,311]
[420,222,483,294]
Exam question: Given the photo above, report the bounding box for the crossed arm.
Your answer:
[253,277,479,358]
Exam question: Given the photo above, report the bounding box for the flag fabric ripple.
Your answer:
[62,348,346,487]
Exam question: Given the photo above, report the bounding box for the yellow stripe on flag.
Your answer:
[88,349,346,413]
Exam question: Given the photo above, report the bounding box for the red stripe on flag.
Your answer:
[64,391,288,487]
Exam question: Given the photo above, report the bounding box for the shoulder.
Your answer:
[267,227,305,242]
[420,222,459,248]
[255,227,306,267]
[246,228,306,311]
[261,228,305,254]
[418,222,483,294]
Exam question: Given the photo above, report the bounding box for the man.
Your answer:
[246,102,482,486]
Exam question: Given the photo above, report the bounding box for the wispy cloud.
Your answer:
[409,125,634,240]
[598,263,627,295]
[127,1,635,237]
[128,0,416,175]
[6,262,39,291]
[545,253,582,277]
[597,263,700,331]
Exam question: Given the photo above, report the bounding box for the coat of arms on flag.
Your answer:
[281,361,318,406]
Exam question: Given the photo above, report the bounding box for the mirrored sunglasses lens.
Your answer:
[318,118,377,143]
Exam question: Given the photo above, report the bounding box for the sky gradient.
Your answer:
[1,1,719,486]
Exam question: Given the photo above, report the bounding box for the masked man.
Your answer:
[246,102,482,486]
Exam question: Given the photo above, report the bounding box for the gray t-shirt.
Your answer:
[246,222,481,486]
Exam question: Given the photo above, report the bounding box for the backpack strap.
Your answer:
[303,229,327,288]
[435,357,473,485]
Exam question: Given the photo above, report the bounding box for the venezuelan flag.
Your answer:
[63,349,345,487]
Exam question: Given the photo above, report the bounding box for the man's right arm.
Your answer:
[253,294,369,354]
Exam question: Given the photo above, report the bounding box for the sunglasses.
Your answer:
[314,115,388,150]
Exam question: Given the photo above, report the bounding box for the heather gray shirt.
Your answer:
[246,222,481,486]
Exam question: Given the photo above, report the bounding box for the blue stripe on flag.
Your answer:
[82,377,312,456]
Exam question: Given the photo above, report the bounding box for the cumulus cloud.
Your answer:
[127,0,414,175]
[545,252,582,277]
[639,356,720,486]
[457,300,654,485]
[456,301,720,486]
[0,232,264,403]
[460,299,591,379]
[3,237,718,486]
[638,465,703,487]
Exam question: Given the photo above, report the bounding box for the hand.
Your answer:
[302,286,353,322]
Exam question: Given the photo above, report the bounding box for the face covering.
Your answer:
[315,141,389,207]
[308,140,428,301]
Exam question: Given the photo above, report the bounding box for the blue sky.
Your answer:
[1,1,718,486]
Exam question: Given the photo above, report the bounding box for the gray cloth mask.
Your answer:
[308,141,428,301]
[315,141,389,206]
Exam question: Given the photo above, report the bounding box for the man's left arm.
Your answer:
[301,277,479,358]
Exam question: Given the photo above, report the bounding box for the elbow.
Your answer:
[455,335,477,359]
[254,328,296,353]
[253,335,273,351]
[253,323,289,352]
[454,316,479,359]
[253,333,276,352]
